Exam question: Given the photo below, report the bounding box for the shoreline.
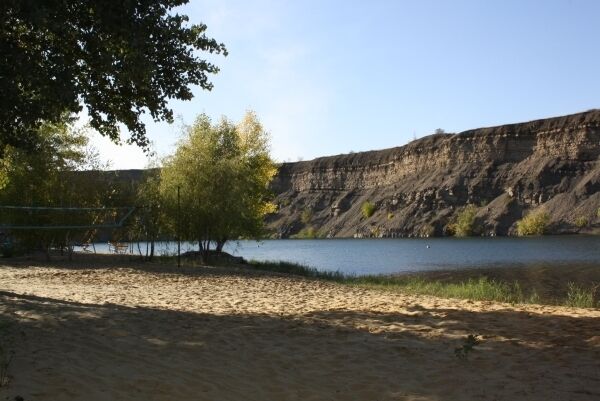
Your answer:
[5,252,600,308]
[72,234,600,274]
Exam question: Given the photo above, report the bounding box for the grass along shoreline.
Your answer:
[246,260,599,309]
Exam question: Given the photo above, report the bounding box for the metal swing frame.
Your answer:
[0,206,136,230]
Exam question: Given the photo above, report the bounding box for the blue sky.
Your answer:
[89,0,600,169]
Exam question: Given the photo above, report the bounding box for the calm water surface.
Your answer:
[88,236,600,276]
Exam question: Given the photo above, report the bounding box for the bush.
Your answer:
[370,227,381,237]
[420,224,436,237]
[453,205,478,237]
[291,226,322,239]
[516,209,550,236]
[575,216,589,228]
[361,201,376,218]
[300,208,313,224]
[387,212,394,220]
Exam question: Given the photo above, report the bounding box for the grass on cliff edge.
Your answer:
[246,260,598,308]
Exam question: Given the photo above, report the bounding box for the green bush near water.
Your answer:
[574,216,589,228]
[516,209,550,236]
[361,201,376,218]
[447,205,478,236]
[300,208,313,224]
[290,226,323,239]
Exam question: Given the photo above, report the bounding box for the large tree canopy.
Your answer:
[160,112,277,261]
[0,0,226,153]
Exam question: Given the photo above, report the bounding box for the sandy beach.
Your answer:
[0,255,599,400]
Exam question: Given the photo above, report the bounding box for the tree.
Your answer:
[132,166,163,260]
[0,117,109,258]
[0,0,227,153]
[160,112,276,262]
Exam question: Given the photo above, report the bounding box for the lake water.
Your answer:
[84,235,600,276]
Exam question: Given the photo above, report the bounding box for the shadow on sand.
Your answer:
[1,284,599,400]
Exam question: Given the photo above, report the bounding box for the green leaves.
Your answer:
[516,208,549,236]
[0,0,226,152]
[0,117,113,254]
[159,112,276,255]
[453,204,478,237]
[361,201,376,218]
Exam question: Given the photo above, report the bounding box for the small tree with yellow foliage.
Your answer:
[516,209,550,236]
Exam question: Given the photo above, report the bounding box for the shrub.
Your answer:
[300,208,313,224]
[361,201,376,218]
[420,224,435,237]
[444,223,456,236]
[387,212,394,220]
[454,205,478,237]
[291,226,322,239]
[516,209,550,236]
[575,216,589,228]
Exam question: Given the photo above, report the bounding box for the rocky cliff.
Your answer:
[266,110,600,238]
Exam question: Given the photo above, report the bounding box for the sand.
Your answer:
[0,256,599,400]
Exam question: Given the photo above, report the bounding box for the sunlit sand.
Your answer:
[0,255,598,400]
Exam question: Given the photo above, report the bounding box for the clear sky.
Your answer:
[88,0,600,169]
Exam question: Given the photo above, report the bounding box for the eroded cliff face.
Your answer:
[266,110,600,238]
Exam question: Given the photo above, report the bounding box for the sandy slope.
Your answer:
[0,256,598,401]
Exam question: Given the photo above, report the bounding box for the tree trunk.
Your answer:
[199,239,210,264]
[43,240,51,261]
[66,232,73,261]
[215,238,227,253]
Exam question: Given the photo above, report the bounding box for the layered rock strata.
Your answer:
[267,110,600,238]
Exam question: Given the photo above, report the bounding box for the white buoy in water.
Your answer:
[426,245,430,249]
